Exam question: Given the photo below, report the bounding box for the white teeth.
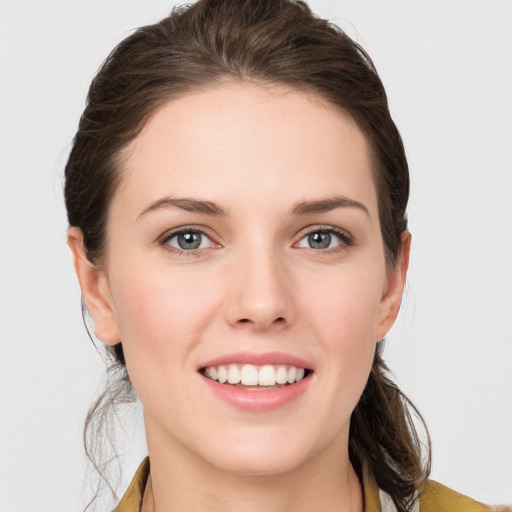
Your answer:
[276,365,288,384]
[287,366,297,384]
[203,363,309,386]
[218,365,228,383]
[227,364,241,384]
[240,364,259,385]
[258,365,276,386]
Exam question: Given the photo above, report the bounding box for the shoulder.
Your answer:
[418,480,511,512]
[114,458,150,512]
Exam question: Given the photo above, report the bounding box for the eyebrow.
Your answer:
[138,197,227,218]
[291,196,370,217]
[137,195,370,219]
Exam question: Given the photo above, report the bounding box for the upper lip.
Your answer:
[199,351,313,370]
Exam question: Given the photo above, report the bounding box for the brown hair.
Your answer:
[65,0,430,509]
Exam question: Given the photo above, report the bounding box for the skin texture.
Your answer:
[69,83,410,512]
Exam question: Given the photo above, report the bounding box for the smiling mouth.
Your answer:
[200,363,312,389]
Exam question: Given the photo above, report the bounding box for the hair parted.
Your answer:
[64,0,430,510]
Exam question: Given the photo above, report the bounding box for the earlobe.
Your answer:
[375,231,411,341]
[67,227,121,346]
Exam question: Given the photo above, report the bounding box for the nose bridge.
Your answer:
[225,236,294,330]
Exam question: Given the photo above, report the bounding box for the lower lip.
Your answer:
[201,374,312,412]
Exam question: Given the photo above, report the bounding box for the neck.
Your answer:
[141,415,363,512]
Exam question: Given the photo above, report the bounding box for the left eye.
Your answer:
[296,230,348,250]
[165,230,214,251]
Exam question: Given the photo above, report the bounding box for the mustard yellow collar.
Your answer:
[114,457,503,512]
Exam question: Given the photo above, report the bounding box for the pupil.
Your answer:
[309,232,331,249]
[178,232,201,250]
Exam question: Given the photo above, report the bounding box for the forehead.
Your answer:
[116,83,377,217]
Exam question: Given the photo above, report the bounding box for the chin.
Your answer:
[211,450,308,477]
[197,428,319,477]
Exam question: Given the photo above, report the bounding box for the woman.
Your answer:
[64,0,509,511]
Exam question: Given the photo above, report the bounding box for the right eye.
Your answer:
[295,226,353,252]
[163,229,215,252]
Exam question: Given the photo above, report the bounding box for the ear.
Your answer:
[375,231,411,341]
[67,227,121,346]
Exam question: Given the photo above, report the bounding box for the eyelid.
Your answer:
[158,225,220,252]
[294,225,354,249]
[156,224,353,254]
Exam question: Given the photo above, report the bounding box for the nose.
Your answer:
[224,245,295,331]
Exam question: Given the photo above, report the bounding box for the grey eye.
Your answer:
[308,232,332,249]
[166,231,213,251]
[297,229,349,250]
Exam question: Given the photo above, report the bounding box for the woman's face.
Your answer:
[73,83,407,476]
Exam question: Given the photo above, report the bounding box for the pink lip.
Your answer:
[201,372,312,412]
[199,351,313,370]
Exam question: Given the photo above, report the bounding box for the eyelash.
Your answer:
[159,226,216,256]
[295,225,354,253]
[158,225,354,256]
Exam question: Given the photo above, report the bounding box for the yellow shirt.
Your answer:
[115,458,510,512]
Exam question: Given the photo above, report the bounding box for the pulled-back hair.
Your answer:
[64,0,430,510]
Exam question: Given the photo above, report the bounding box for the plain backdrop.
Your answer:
[1,1,511,510]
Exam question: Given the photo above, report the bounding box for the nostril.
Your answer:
[234,316,287,328]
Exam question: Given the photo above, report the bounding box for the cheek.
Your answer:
[111,255,216,334]
[108,273,213,423]
[107,261,221,385]
[303,263,384,343]
[301,263,384,388]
